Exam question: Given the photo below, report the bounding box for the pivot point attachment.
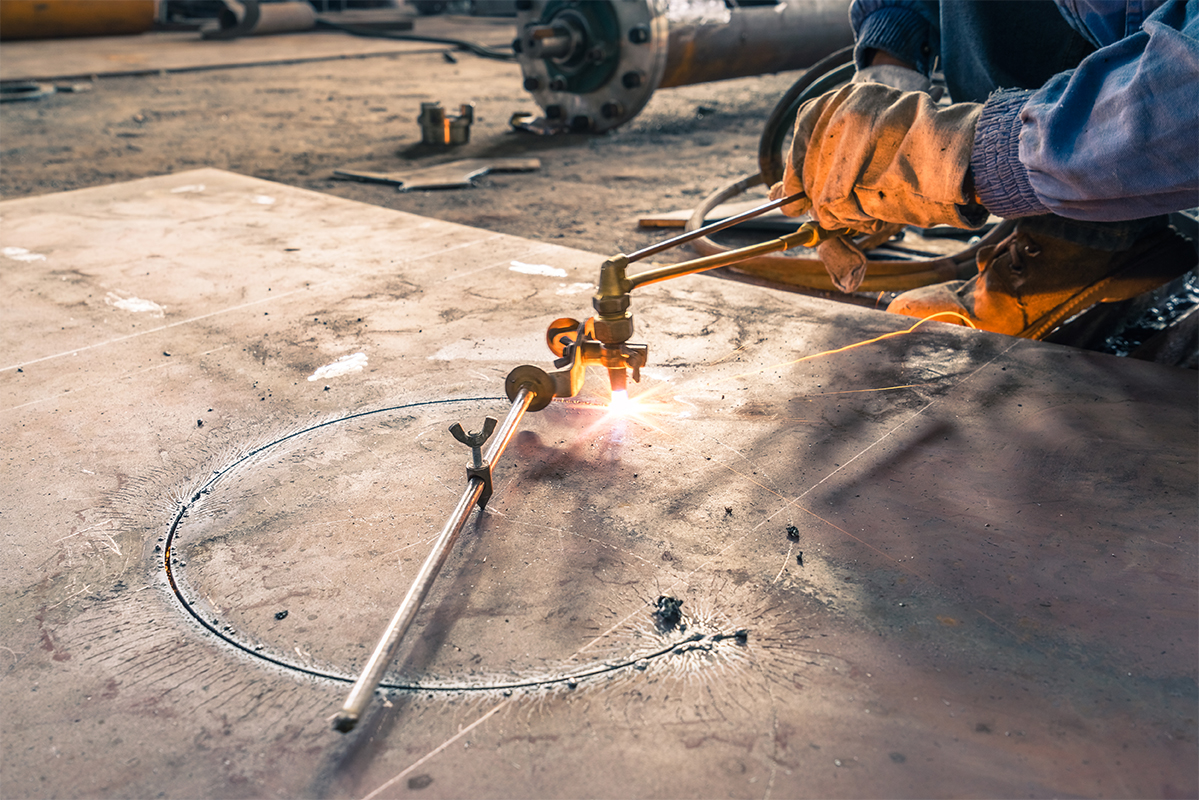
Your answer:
[506,364,557,412]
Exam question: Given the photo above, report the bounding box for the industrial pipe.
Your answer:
[202,0,317,40]
[514,0,853,133]
[0,0,156,40]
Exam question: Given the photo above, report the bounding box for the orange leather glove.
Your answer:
[770,83,988,234]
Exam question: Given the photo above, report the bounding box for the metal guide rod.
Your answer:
[624,191,805,264]
[334,385,535,732]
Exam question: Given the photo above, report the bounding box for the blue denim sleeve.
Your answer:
[850,0,941,74]
[1054,0,1167,48]
[971,0,1199,221]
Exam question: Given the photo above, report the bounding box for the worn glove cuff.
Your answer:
[853,64,932,93]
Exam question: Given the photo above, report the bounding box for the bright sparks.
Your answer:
[608,389,631,413]
[723,311,980,386]
[596,385,682,434]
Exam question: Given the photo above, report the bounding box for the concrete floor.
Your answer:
[1,169,1195,799]
[0,17,792,266]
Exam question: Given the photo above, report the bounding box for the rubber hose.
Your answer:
[683,50,1012,293]
[313,19,515,61]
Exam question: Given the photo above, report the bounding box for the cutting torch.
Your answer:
[555,193,849,398]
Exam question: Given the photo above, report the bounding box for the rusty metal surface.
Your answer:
[659,0,854,88]
[1,169,1195,799]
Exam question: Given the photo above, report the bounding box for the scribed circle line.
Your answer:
[159,396,746,693]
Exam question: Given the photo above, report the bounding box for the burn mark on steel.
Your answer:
[711,628,748,645]
[653,595,684,632]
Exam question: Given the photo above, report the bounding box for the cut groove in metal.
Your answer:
[158,397,750,695]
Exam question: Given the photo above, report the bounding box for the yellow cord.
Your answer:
[730,311,978,383]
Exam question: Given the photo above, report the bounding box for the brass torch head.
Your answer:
[592,254,639,398]
[593,255,633,345]
[591,312,633,346]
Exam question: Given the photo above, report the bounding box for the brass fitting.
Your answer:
[540,316,646,399]
[592,314,633,347]
[592,254,634,345]
[418,102,474,146]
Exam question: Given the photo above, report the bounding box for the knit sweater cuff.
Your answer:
[971,89,1050,219]
[853,7,936,74]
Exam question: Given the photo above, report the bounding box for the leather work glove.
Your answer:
[769,83,988,235]
[811,234,873,294]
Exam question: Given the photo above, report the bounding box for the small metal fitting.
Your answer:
[526,25,574,61]
[535,315,647,400]
[450,417,498,506]
[418,101,474,147]
[592,254,632,320]
[449,418,497,469]
[591,314,633,346]
[505,364,557,411]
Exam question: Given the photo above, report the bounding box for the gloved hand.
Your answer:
[769,82,988,235]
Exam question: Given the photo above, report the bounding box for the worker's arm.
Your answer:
[777,0,1197,230]
[849,0,941,75]
[972,0,1199,221]
[772,0,981,234]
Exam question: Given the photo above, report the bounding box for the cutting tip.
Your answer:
[607,366,627,396]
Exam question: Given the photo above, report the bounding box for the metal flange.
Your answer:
[514,0,669,134]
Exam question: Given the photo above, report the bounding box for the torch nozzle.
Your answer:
[607,366,627,396]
